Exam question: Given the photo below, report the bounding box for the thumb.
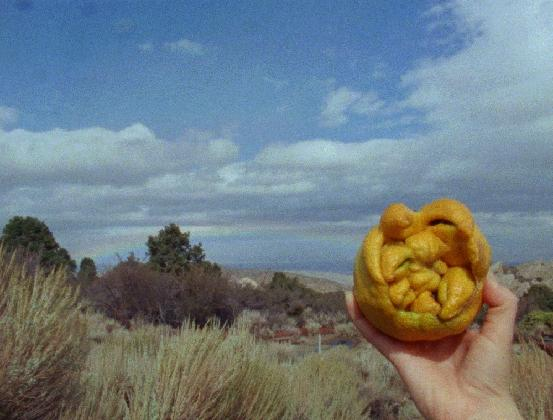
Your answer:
[480,272,518,346]
[345,292,404,357]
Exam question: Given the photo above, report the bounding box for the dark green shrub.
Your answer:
[270,272,306,291]
[77,257,97,282]
[236,272,346,321]
[287,300,305,316]
[0,216,76,273]
[517,311,553,337]
[526,284,553,312]
[146,223,205,276]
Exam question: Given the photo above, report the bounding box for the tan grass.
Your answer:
[0,248,88,419]
[67,317,421,420]
[65,321,291,420]
[353,342,420,419]
[511,339,553,420]
[47,313,553,420]
[335,321,362,338]
[288,346,366,419]
[83,307,125,343]
[2,246,550,420]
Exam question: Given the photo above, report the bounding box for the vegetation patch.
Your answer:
[518,310,553,337]
[1,217,552,419]
[0,248,88,419]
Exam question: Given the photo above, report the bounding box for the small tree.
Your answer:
[527,284,553,312]
[146,224,205,276]
[270,272,304,291]
[78,257,97,282]
[0,216,76,272]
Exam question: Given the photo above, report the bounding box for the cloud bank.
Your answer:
[2,0,552,269]
[320,87,384,127]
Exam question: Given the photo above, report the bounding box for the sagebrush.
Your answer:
[0,248,87,419]
[2,250,552,420]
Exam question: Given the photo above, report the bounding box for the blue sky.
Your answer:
[1,0,436,145]
[1,0,553,273]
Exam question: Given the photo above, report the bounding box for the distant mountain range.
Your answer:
[222,267,351,293]
[224,260,553,296]
[493,260,553,297]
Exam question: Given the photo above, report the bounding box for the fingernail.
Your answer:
[345,291,353,305]
[344,292,354,319]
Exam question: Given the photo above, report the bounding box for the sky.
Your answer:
[1,0,553,274]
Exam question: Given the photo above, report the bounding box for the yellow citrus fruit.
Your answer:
[353,198,491,341]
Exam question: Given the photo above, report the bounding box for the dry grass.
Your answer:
[511,339,553,420]
[2,248,552,420]
[355,343,421,419]
[289,347,367,419]
[64,320,291,420]
[67,314,419,420]
[0,248,88,419]
[65,309,424,420]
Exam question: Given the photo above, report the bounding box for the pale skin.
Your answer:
[346,273,523,420]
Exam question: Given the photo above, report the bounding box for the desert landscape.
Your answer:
[1,237,552,419]
[2,1,553,418]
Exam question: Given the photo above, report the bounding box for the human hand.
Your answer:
[346,273,522,420]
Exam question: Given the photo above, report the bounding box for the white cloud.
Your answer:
[164,38,205,55]
[138,42,154,52]
[1,119,551,264]
[0,123,238,188]
[2,0,553,268]
[0,106,18,128]
[320,87,384,127]
[254,139,389,169]
[401,0,553,136]
[351,92,385,115]
[207,138,239,161]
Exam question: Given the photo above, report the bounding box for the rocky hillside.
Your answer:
[225,260,553,297]
[222,267,350,293]
[493,260,553,298]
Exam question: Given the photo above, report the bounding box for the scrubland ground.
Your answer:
[1,251,552,419]
[66,312,420,420]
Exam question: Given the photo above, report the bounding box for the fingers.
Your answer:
[345,291,402,357]
[480,272,518,346]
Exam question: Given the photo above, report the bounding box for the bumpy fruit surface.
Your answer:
[353,198,491,341]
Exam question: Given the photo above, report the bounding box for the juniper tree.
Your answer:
[0,216,76,272]
[146,223,205,276]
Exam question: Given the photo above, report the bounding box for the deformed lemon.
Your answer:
[353,198,491,341]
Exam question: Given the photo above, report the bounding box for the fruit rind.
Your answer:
[353,198,491,341]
